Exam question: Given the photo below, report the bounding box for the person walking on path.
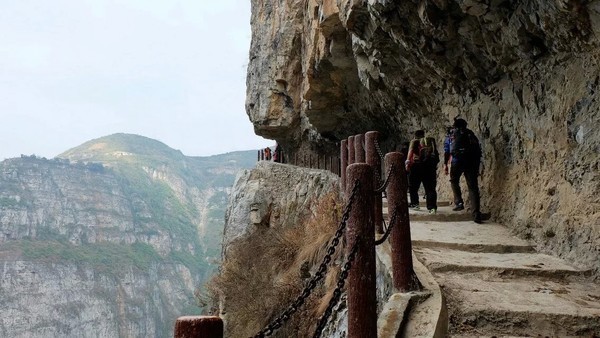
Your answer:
[442,126,454,176]
[264,146,272,161]
[447,118,484,223]
[273,143,281,163]
[405,130,440,214]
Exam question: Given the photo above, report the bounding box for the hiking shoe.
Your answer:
[428,209,437,214]
[474,212,483,224]
[452,203,464,211]
[409,204,420,210]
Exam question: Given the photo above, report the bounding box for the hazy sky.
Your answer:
[0,0,269,160]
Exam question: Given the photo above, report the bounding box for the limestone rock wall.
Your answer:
[246,0,600,273]
[224,161,340,249]
[0,261,195,338]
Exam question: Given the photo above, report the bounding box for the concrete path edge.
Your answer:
[376,240,448,337]
[403,254,448,338]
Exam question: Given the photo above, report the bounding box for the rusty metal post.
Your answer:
[366,131,383,234]
[385,152,415,292]
[354,134,365,163]
[345,163,377,338]
[348,136,355,165]
[341,140,348,191]
[174,316,223,338]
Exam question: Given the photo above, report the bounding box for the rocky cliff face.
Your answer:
[224,161,340,247]
[0,134,256,337]
[219,162,342,337]
[246,0,600,274]
[0,261,194,338]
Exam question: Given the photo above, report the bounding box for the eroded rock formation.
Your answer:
[246,0,600,273]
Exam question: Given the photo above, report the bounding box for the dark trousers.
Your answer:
[408,163,437,210]
[450,161,481,218]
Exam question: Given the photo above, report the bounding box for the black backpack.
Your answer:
[451,128,481,161]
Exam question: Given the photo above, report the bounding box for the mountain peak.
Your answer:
[58,133,185,164]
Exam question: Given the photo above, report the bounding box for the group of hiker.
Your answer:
[404,117,484,224]
[262,143,283,163]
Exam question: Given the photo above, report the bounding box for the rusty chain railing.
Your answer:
[374,138,385,167]
[178,134,416,338]
[374,164,394,194]
[375,207,399,246]
[251,181,360,338]
[373,138,388,199]
[312,239,361,338]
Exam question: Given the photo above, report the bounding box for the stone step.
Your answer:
[413,247,592,278]
[436,272,600,337]
[451,335,563,338]
[383,205,485,222]
[382,198,600,337]
[382,200,452,208]
[409,220,535,253]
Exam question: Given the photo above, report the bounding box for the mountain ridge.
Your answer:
[0,133,258,337]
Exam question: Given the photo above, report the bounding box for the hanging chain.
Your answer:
[251,181,360,338]
[373,138,388,198]
[381,216,388,233]
[374,164,394,194]
[374,138,385,163]
[311,239,361,338]
[375,207,399,246]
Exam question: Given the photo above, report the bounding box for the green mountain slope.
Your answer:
[0,134,258,337]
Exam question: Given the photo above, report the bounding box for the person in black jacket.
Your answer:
[448,118,483,223]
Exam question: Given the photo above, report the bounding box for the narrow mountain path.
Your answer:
[384,201,600,337]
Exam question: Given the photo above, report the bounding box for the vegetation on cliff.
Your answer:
[0,133,257,336]
[212,190,343,337]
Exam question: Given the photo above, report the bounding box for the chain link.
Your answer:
[374,164,394,193]
[252,181,361,338]
[374,138,385,163]
[312,239,361,338]
[373,138,388,198]
[375,206,399,245]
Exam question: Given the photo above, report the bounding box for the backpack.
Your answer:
[418,137,439,164]
[450,128,481,161]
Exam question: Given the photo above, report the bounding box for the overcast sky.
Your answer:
[0,0,269,160]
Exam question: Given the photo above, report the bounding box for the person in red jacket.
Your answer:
[405,130,440,214]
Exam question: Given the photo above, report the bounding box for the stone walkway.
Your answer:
[385,202,600,337]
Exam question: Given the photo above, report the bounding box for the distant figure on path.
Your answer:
[405,130,440,214]
[447,118,484,223]
[273,143,281,163]
[264,147,272,161]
